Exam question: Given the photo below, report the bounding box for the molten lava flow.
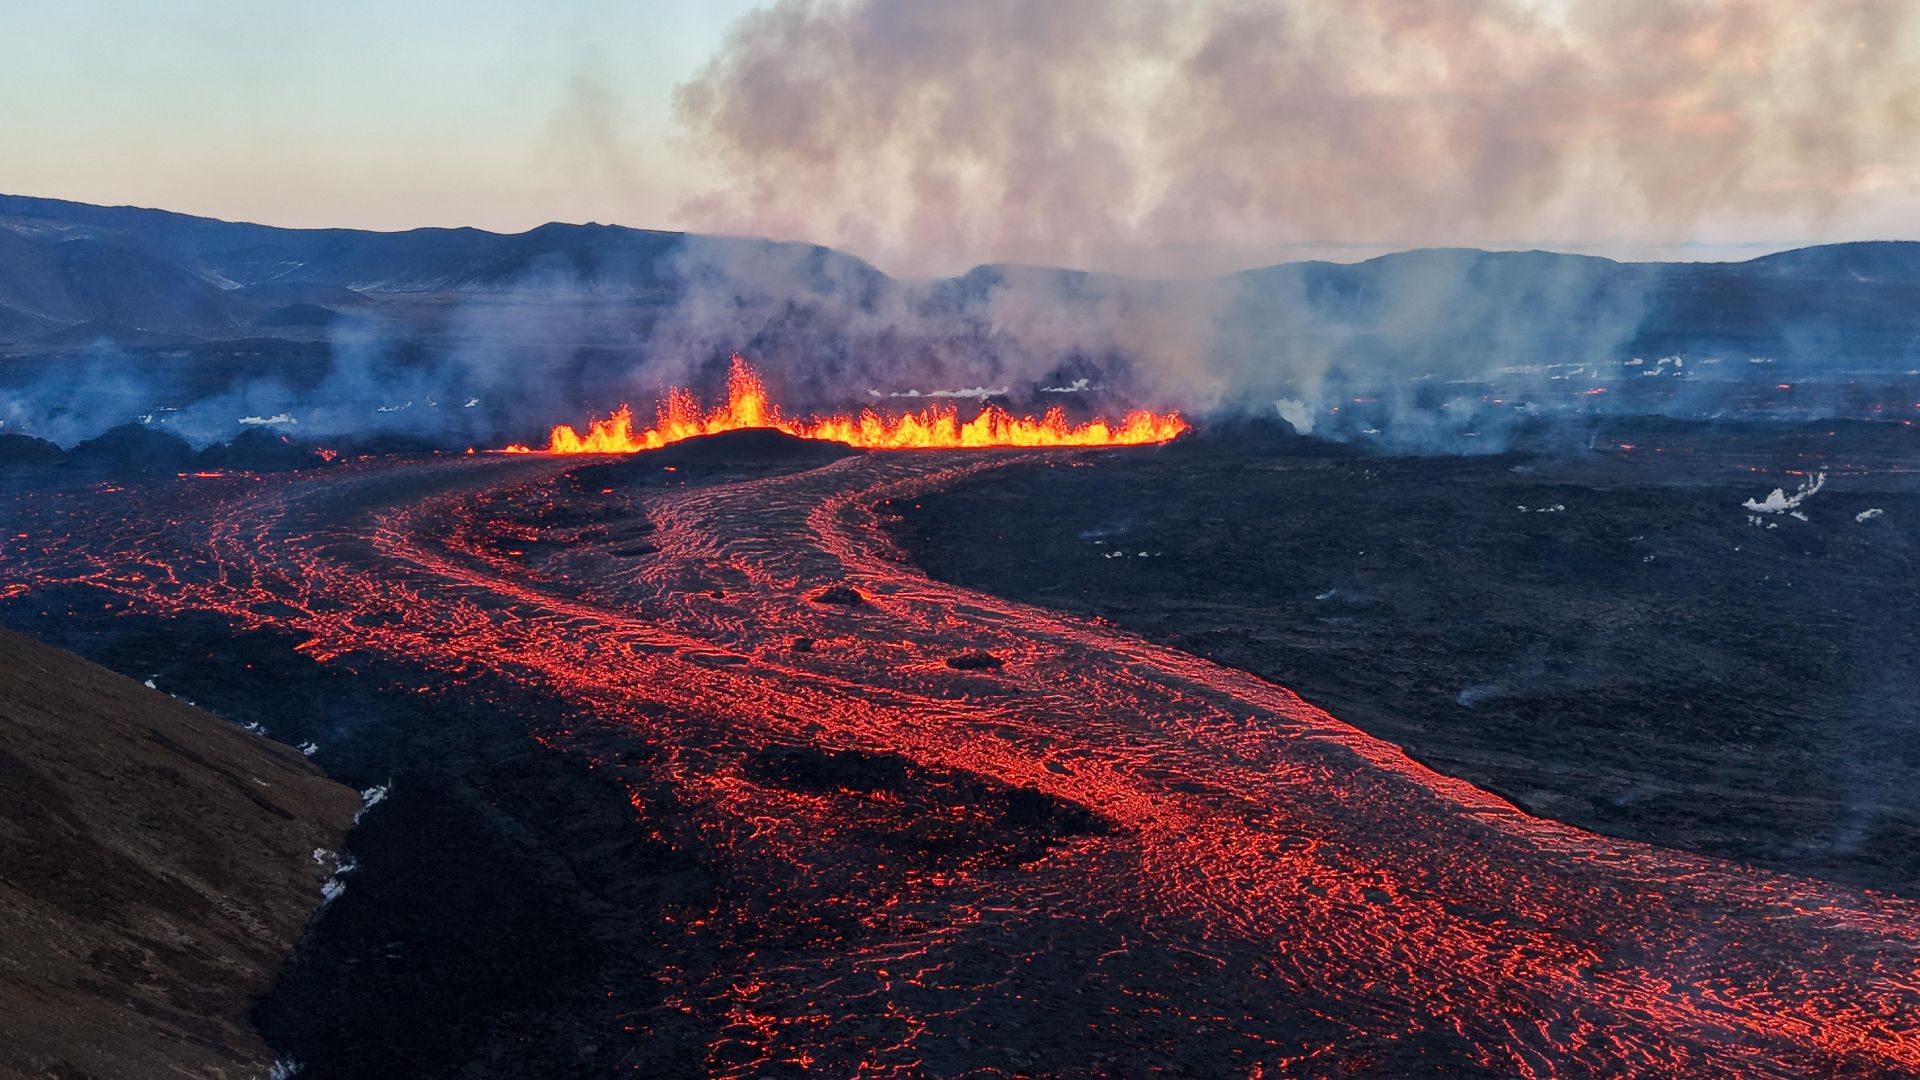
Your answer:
[504,355,1188,453]
[10,453,1920,1075]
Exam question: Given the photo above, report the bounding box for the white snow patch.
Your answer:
[318,855,359,905]
[297,741,318,757]
[354,783,390,825]
[264,1059,304,1080]
[238,413,296,426]
[1743,472,1826,515]
[143,677,157,689]
[464,398,480,409]
[1041,378,1095,393]
[1857,508,1884,522]
[1517,504,1566,514]
[885,386,1008,400]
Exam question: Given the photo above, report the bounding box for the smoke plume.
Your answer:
[674,0,1920,278]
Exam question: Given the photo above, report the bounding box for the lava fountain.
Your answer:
[504,355,1188,453]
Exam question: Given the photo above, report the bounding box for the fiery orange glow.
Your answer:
[505,355,1187,454]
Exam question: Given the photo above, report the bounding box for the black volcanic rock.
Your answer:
[65,423,195,472]
[1183,412,1330,453]
[198,427,333,472]
[571,428,862,491]
[809,583,866,606]
[749,745,911,793]
[945,650,1005,670]
[0,432,64,466]
[650,427,861,467]
[331,432,445,458]
[746,745,1108,845]
[893,418,1920,895]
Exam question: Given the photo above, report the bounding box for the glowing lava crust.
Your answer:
[4,451,1920,1077]
[504,356,1188,453]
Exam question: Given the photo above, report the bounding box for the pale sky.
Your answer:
[5,0,1918,275]
[1,0,759,233]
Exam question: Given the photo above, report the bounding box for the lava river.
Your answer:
[4,451,1918,1077]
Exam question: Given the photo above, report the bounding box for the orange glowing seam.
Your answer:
[505,355,1187,454]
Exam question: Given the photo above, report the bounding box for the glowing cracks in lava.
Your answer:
[505,356,1188,454]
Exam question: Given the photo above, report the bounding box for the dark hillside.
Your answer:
[0,627,359,1080]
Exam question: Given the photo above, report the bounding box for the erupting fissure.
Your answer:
[504,355,1188,453]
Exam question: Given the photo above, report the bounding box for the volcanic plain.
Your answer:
[892,417,1920,898]
[2,419,1918,1077]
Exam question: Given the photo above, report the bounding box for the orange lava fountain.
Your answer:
[505,355,1187,453]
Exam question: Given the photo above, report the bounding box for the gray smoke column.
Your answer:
[673,0,1920,278]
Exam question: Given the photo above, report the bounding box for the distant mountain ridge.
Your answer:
[3,192,1918,370]
[0,194,885,341]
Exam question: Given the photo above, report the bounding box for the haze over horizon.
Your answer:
[9,0,1920,278]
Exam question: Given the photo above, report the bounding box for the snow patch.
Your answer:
[319,855,358,905]
[883,386,1009,400]
[1742,472,1826,515]
[1857,508,1885,522]
[238,413,296,426]
[354,783,390,825]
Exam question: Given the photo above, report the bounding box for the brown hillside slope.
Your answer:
[0,627,358,1080]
